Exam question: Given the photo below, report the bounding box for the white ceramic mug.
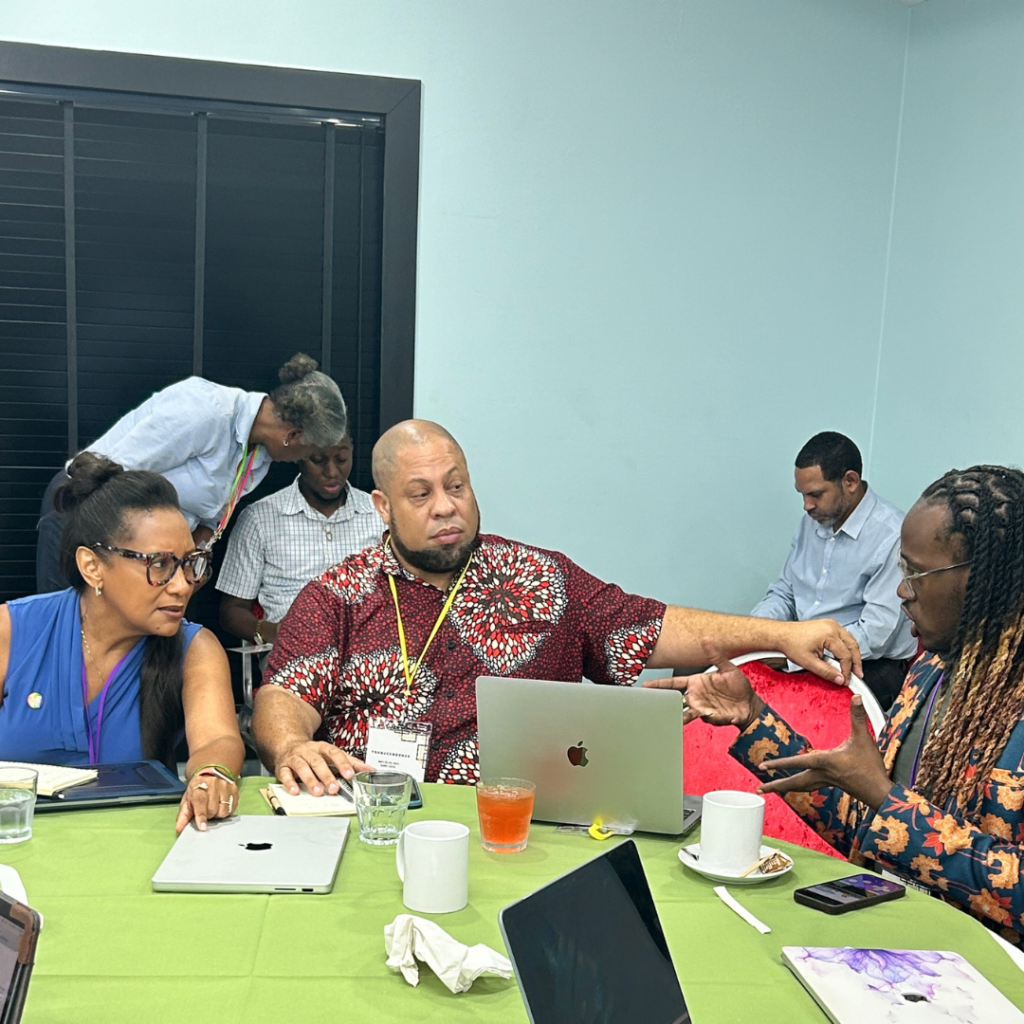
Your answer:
[698,790,765,875]
[395,820,470,914]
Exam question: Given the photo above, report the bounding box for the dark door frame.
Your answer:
[0,40,419,432]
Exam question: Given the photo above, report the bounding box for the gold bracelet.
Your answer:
[190,763,237,784]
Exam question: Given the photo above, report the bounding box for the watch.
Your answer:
[253,627,264,646]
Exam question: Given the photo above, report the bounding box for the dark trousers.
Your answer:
[860,657,911,713]
[36,469,70,594]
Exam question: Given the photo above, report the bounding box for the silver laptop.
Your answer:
[476,677,702,836]
[151,815,350,894]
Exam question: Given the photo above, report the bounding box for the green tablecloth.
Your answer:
[4,781,1022,1023]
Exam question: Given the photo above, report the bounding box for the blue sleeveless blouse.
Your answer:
[0,588,202,764]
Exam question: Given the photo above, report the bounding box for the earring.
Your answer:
[283,439,290,448]
[94,585,103,597]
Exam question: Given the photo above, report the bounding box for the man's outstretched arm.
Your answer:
[645,605,862,684]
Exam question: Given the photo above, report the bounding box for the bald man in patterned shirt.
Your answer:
[253,420,863,791]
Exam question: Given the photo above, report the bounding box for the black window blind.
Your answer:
[0,89,385,605]
[0,99,67,601]
[75,105,197,447]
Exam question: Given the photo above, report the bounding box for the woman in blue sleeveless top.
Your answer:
[0,455,244,833]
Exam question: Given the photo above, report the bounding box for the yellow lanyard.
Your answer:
[387,548,473,698]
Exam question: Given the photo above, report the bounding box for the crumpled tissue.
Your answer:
[384,914,513,994]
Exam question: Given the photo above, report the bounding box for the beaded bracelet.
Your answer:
[190,763,237,785]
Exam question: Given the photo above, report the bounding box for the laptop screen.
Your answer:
[500,840,690,1024]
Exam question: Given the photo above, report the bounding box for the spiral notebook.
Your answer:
[782,947,1024,1023]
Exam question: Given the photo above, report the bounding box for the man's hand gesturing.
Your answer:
[756,696,892,812]
[643,640,766,730]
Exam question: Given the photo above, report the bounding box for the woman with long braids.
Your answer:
[1,454,244,833]
[646,465,1024,945]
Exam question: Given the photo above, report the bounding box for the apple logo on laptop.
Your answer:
[567,741,589,767]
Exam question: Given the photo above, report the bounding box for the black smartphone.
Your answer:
[793,873,905,915]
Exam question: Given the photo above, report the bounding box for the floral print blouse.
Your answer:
[732,652,1024,947]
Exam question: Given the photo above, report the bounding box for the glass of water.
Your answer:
[0,768,37,844]
[352,771,412,846]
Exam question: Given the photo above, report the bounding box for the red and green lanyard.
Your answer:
[208,444,260,546]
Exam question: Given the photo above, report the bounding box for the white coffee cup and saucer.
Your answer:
[677,790,792,885]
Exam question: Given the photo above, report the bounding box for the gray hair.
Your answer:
[270,353,348,449]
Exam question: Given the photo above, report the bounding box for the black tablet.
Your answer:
[499,840,690,1024]
[34,759,185,812]
[0,893,40,1024]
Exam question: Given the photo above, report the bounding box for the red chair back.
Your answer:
[684,661,865,860]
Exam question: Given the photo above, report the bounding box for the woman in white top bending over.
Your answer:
[37,353,347,592]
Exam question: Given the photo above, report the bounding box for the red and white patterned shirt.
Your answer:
[262,533,666,783]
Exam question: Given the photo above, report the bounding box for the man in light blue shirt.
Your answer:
[752,431,915,709]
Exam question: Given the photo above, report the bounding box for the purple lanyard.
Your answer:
[80,651,130,765]
[910,672,945,789]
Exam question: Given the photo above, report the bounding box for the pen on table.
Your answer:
[267,792,285,816]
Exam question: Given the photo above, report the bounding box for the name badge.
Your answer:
[365,719,432,783]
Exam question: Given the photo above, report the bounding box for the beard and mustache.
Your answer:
[388,507,481,575]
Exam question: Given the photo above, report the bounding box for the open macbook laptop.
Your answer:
[500,840,690,1024]
[152,815,350,894]
[476,677,701,836]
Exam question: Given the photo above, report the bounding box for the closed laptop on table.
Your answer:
[782,946,1024,1024]
[476,676,700,836]
[152,815,350,894]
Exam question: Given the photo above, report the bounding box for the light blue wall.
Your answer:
[0,0,910,611]
[871,0,1024,514]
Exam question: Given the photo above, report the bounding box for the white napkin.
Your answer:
[384,914,513,994]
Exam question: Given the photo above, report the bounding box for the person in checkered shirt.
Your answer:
[217,434,384,646]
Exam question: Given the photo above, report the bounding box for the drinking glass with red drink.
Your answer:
[475,777,536,853]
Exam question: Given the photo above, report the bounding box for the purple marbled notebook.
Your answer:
[781,947,1024,1023]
